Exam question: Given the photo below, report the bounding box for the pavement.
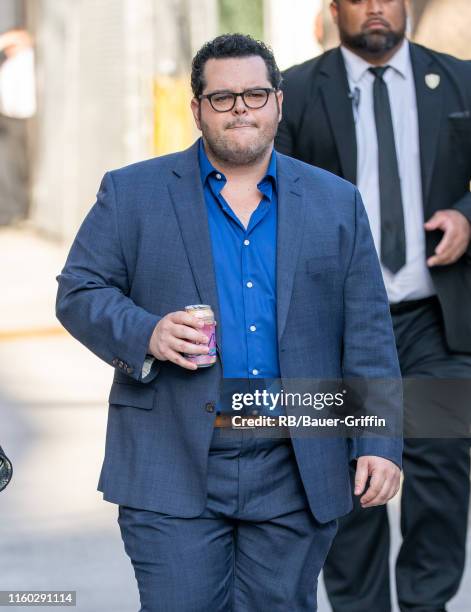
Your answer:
[0,226,470,611]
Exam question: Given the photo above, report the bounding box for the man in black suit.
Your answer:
[276,1,471,611]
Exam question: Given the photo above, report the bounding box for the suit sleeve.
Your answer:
[450,60,471,256]
[56,172,161,383]
[342,187,403,468]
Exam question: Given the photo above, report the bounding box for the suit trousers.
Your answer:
[323,296,471,612]
[118,425,338,612]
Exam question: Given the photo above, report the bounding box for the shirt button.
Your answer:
[252,369,259,376]
[246,281,253,288]
[215,173,222,180]
[249,325,257,332]
[243,239,250,246]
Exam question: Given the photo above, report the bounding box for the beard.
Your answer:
[200,114,279,166]
[341,27,405,57]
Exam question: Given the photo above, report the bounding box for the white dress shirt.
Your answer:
[341,40,435,303]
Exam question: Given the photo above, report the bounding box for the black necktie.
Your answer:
[369,66,406,274]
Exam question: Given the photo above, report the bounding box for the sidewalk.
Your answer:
[2,226,68,337]
[1,227,470,611]
[1,227,139,611]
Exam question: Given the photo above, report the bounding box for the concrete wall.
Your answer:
[30,0,217,241]
[264,0,323,70]
[413,0,471,59]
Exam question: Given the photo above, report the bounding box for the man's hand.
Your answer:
[425,209,471,267]
[148,311,210,371]
[354,456,401,508]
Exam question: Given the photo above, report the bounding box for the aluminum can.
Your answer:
[184,304,217,367]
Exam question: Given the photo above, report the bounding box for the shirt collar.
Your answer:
[198,137,278,193]
[340,39,410,83]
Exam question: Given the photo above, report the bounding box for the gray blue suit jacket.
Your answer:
[56,141,402,523]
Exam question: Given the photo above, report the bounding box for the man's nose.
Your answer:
[232,94,248,115]
[366,0,384,14]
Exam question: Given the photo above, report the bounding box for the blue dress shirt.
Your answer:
[198,139,281,414]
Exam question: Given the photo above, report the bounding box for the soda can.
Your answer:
[184,304,217,368]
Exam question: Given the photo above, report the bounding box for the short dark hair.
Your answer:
[191,33,282,98]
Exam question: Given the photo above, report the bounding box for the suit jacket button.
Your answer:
[126,366,133,374]
[118,360,124,368]
[112,359,117,366]
[205,402,215,413]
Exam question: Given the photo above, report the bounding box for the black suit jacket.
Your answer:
[276,42,471,354]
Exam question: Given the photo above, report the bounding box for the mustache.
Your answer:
[363,18,391,29]
[225,121,257,129]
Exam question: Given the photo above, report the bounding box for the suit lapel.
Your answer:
[319,49,357,184]
[167,142,222,350]
[276,156,305,342]
[410,43,443,208]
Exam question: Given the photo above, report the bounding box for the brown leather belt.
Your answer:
[214,413,288,429]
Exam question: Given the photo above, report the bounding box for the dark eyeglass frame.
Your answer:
[198,87,277,112]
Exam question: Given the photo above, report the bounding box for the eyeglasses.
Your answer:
[198,88,277,112]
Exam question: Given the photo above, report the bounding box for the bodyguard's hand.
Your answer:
[354,456,401,508]
[148,311,209,371]
[425,209,471,266]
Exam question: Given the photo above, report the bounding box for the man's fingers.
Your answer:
[376,475,400,505]
[361,469,401,507]
[168,336,209,356]
[171,323,209,345]
[361,475,391,507]
[354,459,369,495]
[164,348,198,370]
[427,229,456,266]
[427,253,460,267]
[427,243,460,266]
[150,311,214,367]
[170,311,205,329]
[425,209,471,266]
[427,254,447,267]
[354,458,401,507]
[434,227,456,256]
[424,213,445,231]
[359,471,382,505]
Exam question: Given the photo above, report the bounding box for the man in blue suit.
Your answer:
[56,33,402,612]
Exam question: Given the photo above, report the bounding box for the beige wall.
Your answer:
[413,0,471,59]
